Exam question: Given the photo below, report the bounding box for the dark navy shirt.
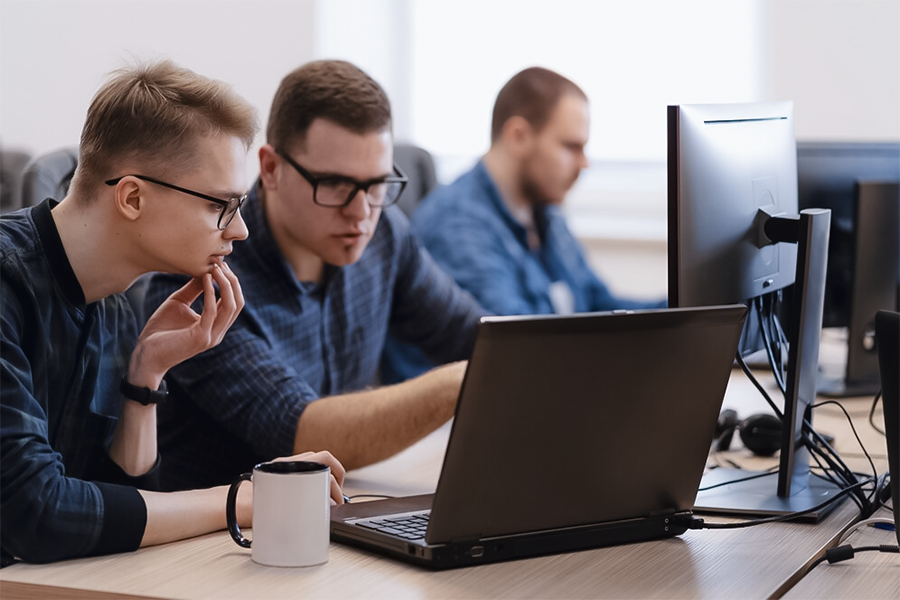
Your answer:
[1,200,153,563]
[145,185,484,491]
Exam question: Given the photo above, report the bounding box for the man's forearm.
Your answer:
[138,485,250,548]
[294,361,467,470]
[108,401,158,476]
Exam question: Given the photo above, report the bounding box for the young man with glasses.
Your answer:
[0,60,345,564]
[144,60,485,491]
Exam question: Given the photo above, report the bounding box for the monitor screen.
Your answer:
[797,142,900,328]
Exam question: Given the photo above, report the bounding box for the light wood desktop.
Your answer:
[0,359,895,600]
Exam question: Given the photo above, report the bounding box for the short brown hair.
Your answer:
[266,60,392,152]
[74,59,258,196]
[491,67,587,142]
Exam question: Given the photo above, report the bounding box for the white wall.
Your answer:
[764,0,900,142]
[0,0,318,181]
[410,0,763,164]
[2,0,896,169]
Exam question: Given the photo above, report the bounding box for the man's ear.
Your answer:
[258,144,280,190]
[111,177,144,223]
[502,115,535,159]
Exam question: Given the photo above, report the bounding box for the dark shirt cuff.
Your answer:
[91,482,148,556]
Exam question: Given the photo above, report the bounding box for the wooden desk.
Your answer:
[0,367,891,600]
[782,507,900,600]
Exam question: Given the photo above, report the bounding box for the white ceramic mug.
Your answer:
[226,460,330,567]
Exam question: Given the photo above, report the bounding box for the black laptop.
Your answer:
[331,305,748,569]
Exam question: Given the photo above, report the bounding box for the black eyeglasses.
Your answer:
[105,174,246,230]
[275,148,408,208]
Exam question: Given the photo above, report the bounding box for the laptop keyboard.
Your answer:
[353,511,430,540]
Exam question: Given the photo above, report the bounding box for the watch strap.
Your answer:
[119,373,168,405]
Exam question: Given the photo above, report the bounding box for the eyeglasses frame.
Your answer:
[274,148,409,208]
[104,174,246,230]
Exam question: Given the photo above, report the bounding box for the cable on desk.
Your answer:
[811,400,877,481]
[806,401,880,516]
[805,544,899,573]
[735,346,880,518]
[837,517,896,545]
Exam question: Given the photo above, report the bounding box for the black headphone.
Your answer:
[714,409,783,456]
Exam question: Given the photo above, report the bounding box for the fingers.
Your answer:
[330,474,345,505]
[271,451,346,505]
[161,275,206,310]
[206,262,244,344]
[195,270,218,336]
[306,450,346,486]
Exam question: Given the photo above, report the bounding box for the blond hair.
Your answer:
[73,59,258,197]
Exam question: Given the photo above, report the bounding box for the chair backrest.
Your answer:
[21,147,79,208]
[1,149,33,214]
[393,143,438,219]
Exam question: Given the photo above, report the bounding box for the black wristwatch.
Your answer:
[119,373,168,405]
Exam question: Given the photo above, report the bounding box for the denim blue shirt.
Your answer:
[1,200,151,564]
[380,160,666,383]
[415,160,665,315]
[144,184,484,491]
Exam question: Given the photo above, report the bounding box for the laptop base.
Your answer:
[694,468,847,522]
[332,495,693,570]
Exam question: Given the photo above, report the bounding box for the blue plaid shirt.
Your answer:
[381,160,666,382]
[1,200,153,563]
[145,184,484,491]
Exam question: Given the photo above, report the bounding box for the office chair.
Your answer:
[21,146,79,208]
[393,143,438,219]
[1,149,33,213]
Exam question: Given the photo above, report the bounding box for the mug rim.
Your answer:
[254,460,329,475]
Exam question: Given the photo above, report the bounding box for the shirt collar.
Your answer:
[474,160,547,248]
[33,198,87,307]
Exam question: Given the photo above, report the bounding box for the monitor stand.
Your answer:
[695,209,849,521]
[695,468,844,522]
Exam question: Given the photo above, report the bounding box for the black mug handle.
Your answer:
[226,472,252,548]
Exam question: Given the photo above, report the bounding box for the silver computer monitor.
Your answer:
[668,101,841,519]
